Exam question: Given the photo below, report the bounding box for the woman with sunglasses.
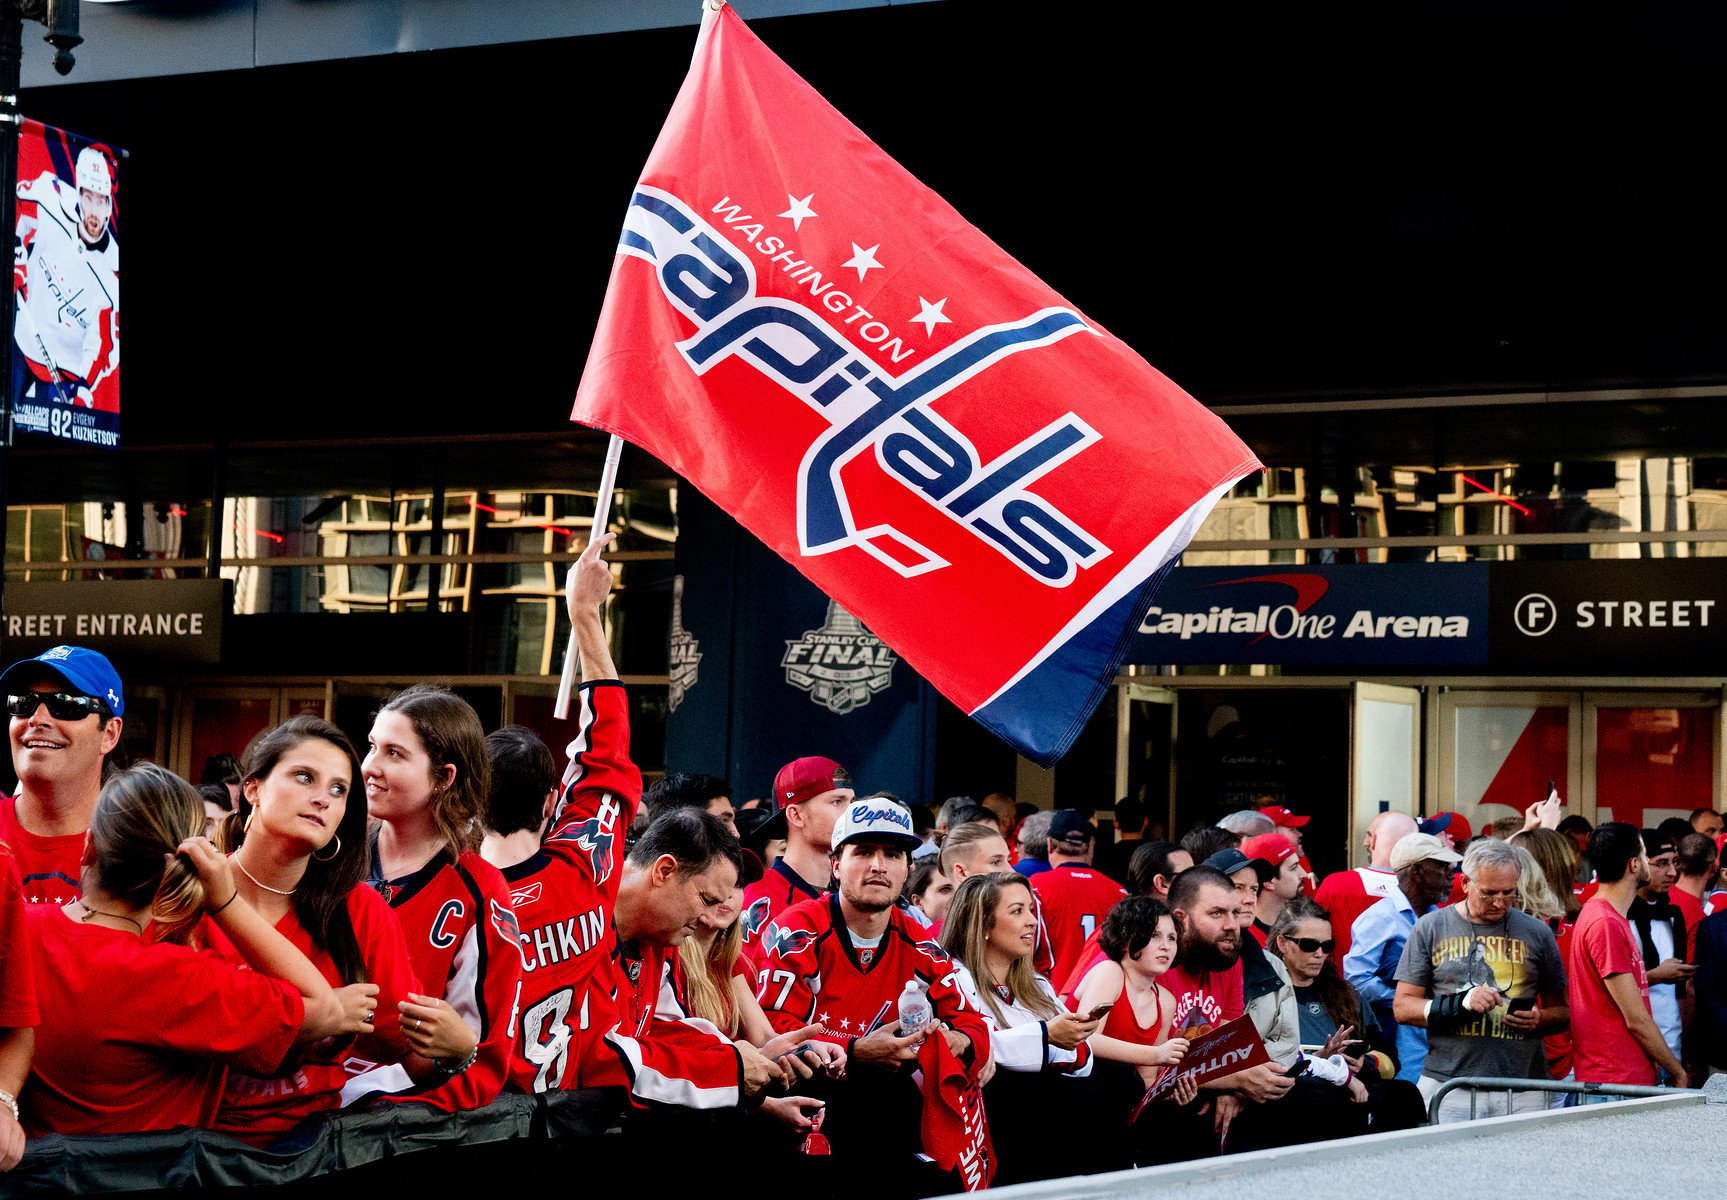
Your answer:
[1242,896,1421,1147]
[207,717,423,1145]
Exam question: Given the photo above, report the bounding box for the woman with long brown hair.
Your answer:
[349,685,522,1110]
[209,716,422,1143]
[23,764,375,1136]
[940,873,1103,1185]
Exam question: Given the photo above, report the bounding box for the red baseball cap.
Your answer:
[1242,833,1299,871]
[760,756,852,838]
[1258,805,1310,829]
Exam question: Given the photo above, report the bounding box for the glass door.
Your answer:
[1117,682,1177,841]
[1436,691,1583,834]
[1584,693,1719,829]
[1351,683,1420,867]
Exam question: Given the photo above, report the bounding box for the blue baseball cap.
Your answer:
[0,646,124,717]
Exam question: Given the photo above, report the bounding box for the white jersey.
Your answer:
[14,171,119,395]
[949,959,1093,1075]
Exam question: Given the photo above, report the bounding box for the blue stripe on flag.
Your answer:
[969,557,1180,767]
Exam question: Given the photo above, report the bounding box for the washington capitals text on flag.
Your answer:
[572,4,1261,764]
[10,120,121,449]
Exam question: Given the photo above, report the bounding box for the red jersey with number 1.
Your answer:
[1030,864,1127,987]
[503,681,741,1106]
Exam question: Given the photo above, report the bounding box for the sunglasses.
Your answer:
[7,692,104,721]
[1289,937,1335,954]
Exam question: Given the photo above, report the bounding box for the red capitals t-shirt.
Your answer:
[0,795,85,905]
[1161,959,1245,1038]
[1030,864,1127,987]
[210,885,421,1143]
[23,906,304,1136]
[1568,897,1656,1085]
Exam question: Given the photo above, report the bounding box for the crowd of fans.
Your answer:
[0,540,1719,1194]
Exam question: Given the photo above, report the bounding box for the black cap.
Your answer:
[1049,809,1095,847]
[1642,828,1675,859]
[1203,847,1274,883]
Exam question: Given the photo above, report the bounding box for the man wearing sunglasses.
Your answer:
[0,646,124,904]
[1391,836,1568,1123]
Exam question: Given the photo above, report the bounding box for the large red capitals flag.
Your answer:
[574,3,1260,764]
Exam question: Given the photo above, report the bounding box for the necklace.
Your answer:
[76,900,143,934]
[235,855,298,896]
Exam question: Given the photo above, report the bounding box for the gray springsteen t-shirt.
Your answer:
[1395,903,1568,1081]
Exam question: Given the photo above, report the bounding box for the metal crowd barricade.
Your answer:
[1424,1076,1690,1123]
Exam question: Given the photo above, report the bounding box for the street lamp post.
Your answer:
[0,0,77,622]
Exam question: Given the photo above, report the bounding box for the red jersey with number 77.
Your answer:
[756,892,990,1060]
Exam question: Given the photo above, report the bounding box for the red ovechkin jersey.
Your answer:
[1030,864,1128,987]
[756,892,990,1068]
[740,858,826,966]
[345,844,523,1111]
[504,681,741,1106]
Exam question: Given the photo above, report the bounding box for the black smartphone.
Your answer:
[1283,1057,1309,1078]
[776,1041,815,1061]
[1507,996,1536,1013]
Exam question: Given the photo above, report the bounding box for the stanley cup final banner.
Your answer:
[10,119,121,449]
[573,5,1260,764]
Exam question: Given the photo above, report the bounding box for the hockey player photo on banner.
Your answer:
[11,119,121,449]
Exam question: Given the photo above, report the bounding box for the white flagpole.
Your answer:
[554,0,724,721]
[554,434,624,720]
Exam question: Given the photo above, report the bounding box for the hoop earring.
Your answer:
[313,834,342,862]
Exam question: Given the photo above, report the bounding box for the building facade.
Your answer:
[6,0,1726,877]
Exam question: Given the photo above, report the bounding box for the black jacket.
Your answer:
[1627,893,1689,999]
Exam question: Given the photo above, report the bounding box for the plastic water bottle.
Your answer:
[897,979,933,1038]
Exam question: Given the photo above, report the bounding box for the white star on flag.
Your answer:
[910,297,951,336]
[780,193,817,230]
[844,242,882,280]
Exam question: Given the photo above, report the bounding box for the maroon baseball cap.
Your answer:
[759,756,852,839]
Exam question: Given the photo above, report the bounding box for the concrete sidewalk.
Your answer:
[989,1093,1717,1200]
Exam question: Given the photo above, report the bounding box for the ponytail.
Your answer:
[87,764,207,945]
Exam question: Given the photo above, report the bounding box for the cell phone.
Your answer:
[775,1041,815,1061]
[1284,1057,1309,1078]
[1507,996,1536,1013]
[1084,1002,1115,1021]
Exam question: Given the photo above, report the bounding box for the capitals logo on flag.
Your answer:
[573,3,1260,764]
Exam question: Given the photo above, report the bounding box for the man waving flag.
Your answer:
[573,1,1260,765]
